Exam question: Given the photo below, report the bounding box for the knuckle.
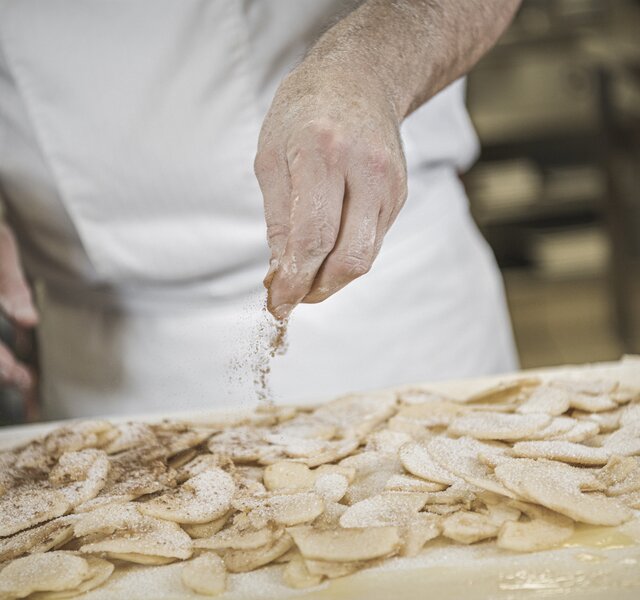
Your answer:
[291,226,337,260]
[267,222,289,238]
[319,132,346,162]
[331,251,372,280]
[266,223,289,248]
[390,158,407,183]
[306,120,347,164]
[296,236,333,260]
[385,162,408,203]
[365,148,393,177]
[361,147,407,196]
[253,148,278,180]
[395,173,408,202]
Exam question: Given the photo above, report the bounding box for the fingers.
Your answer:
[0,224,38,401]
[0,223,38,327]
[303,148,407,304]
[302,180,379,304]
[254,147,292,287]
[266,127,346,319]
[0,340,33,390]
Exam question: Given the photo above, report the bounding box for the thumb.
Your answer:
[0,223,38,327]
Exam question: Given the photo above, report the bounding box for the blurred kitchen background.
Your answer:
[463,0,640,368]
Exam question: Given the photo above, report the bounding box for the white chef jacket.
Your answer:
[0,0,517,419]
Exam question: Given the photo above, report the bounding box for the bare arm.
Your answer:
[257,0,521,319]
[303,0,520,120]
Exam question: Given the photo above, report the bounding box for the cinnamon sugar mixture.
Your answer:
[252,305,289,406]
[1,377,639,597]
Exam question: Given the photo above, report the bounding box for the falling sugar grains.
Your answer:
[227,292,289,406]
[253,301,289,405]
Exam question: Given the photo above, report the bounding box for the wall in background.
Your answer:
[464,0,640,367]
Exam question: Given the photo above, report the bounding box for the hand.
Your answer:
[0,222,38,393]
[255,59,408,320]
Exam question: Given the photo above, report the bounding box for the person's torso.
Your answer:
[0,0,479,309]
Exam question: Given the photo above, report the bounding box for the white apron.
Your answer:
[0,0,517,419]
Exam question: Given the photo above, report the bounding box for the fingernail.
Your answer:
[273,303,293,320]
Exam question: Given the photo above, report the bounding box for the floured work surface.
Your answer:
[1,358,640,600]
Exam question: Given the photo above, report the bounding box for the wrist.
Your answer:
[303,29,429,123]
[293,52,406,126]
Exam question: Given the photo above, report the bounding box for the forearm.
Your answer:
[305,0,521,120]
